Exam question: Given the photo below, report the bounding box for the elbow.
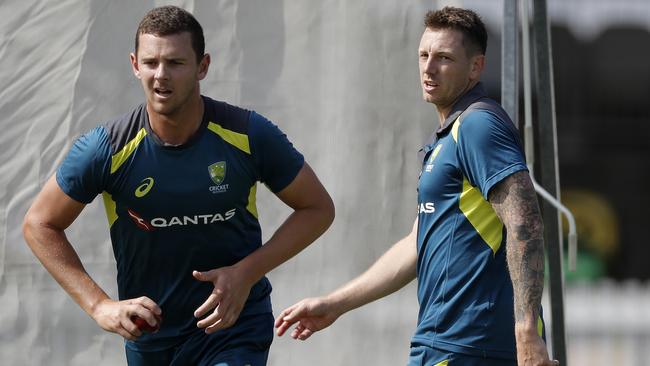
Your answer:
[22,209,53,247]
[321,193,336,230]
[22,210,37,246]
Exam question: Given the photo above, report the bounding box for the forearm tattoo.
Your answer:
[489,171,545,323]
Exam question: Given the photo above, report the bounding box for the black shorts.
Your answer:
[407,345,516,366]
[125,312,274,366]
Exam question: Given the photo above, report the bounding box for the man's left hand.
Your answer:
[516,330,560,366]
[192,266,253,333]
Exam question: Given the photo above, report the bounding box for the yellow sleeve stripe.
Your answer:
[207,122,251,154]
[459,177,503,254]
[246,183,258,218]
[110,128,147,174]
[102,192,118,228]
[434,360,449,366]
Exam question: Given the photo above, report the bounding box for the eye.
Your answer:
[419,52,429,59]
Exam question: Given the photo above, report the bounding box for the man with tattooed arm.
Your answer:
[275,7,558,366]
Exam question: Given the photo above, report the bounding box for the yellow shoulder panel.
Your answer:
[110,128,147,174]
[246,183,258,218]
[102,192,118,228]
[207,122,251,154]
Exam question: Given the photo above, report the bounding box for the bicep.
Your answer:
[488,170,543,238]
[400,217,419,276]
[274,162,333,212]
[25,174,87,231]
[409,217,418,237]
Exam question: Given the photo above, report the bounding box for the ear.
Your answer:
[469,54,485,81]
[197,53,210,81]
[130,52,141,79]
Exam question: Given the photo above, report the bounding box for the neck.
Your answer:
[436,109,449,126]
[147,93,204,146]
[436,80,479,126]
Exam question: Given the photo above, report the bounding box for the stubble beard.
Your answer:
[149,86,196,118]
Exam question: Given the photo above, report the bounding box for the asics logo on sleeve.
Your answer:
[135,177,155,198]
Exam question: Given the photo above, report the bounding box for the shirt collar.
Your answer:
[419,82,488,155]
[436,82,488,136]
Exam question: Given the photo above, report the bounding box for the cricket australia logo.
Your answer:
[208,161,229,194]
[209,161,226,184]
[425,144,443,173]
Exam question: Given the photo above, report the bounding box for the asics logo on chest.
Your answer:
[135,177,154,198]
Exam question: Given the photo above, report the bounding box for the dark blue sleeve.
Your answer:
[248,112,305,193]
[55,126,112,203]
[456,110,528,200]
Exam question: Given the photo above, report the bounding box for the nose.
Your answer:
[423,55,437,75]
[154,63,169,80]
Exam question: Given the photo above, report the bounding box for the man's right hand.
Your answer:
[91,296,162,340]
[275,219,419,341]
[274,297,341,340]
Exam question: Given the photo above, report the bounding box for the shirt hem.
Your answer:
[411,336,516,360]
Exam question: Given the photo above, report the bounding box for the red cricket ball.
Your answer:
[131,314,162,333]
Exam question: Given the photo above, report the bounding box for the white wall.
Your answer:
[0,1,432,364]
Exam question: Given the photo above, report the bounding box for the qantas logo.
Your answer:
[128,209,154,231]
[127,208,237,231]
[419,202,435,214]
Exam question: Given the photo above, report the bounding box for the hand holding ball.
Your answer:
[131,314,162,333]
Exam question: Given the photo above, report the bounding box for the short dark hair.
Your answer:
[135,6,205,62]
[424,7,487,56]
